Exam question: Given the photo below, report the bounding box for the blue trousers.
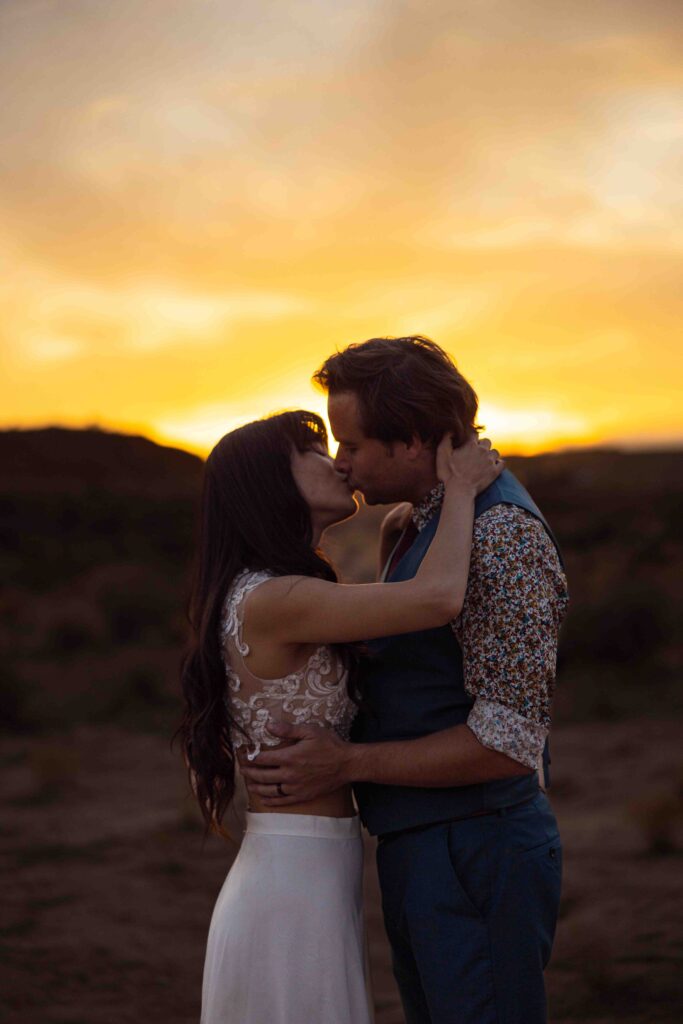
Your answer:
[376,792,562,1024]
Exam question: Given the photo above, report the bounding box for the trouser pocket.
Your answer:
[445,818,492,920]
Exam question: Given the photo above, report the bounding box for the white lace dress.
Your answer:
[200,570,373,1024]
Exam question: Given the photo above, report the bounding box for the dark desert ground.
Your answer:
[1,429,682,1024]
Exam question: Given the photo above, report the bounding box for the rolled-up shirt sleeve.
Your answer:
[451,505,569,770]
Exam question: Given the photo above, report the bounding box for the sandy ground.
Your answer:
[1,718,682,1024]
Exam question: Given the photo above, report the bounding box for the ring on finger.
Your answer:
[276,782,286,797]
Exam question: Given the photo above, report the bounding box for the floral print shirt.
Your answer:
[411,483,569,771]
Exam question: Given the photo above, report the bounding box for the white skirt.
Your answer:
[201,812,373,1024]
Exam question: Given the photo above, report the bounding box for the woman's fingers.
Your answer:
[478,437,503,468]
[435,432,504,490]
[435,432,458,479]
[435,433,455,467]
[438,434,504,490]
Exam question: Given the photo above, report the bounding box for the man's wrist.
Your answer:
[343,740,375,784]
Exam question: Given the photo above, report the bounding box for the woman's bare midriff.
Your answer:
[238,735,356,818]
[246,784,355,818]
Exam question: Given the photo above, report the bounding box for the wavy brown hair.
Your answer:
[314,335,479,447]
[177,410,349,836]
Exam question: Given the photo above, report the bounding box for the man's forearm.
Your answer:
[345,724,533,788]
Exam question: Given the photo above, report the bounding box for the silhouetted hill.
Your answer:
[0,429,204,591]
[0,428,681,730]
[0,427,203,496]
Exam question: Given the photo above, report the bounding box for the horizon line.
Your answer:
[2,421,682,461]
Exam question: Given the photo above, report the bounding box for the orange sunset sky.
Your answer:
[1,0,682,456]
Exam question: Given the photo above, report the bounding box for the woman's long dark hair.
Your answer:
[177,410,348,836]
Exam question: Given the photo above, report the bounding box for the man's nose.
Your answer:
[334,448,350,473]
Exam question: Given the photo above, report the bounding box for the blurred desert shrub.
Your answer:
[505,451,683,723]
[26,740,82,802]
[103,665,174,730]
[628,767,683,856]
[0,429,201,734]
[0,664,36,733]
[562,586,670,666]
[629,793,682,856]
[549,915,625,1018]
[95,566,181,645]
[0,491,197,590]
[43,617,99,657]
[554,584,680,721]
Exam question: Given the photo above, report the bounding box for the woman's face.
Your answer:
[290,443,358,530]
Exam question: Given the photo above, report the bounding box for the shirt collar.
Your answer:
[410,482,445,532]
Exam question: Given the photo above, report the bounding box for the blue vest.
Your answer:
[352,470,563,837]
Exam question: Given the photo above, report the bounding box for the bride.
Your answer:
[178,409,502,1024]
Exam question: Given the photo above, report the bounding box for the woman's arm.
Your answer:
[247,437,503,646]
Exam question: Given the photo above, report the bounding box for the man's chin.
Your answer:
[350,482,396,506]
[352,488,384,507]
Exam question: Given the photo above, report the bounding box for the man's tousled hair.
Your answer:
[313,335,479,447]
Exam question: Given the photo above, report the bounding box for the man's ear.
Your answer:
[404,434,430,462]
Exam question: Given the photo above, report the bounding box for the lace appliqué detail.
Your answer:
[220,569,356,761]
[221,568,272,658]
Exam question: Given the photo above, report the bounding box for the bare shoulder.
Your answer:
[245,573,329,622]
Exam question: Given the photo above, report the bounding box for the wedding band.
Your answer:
[276,782,285,797]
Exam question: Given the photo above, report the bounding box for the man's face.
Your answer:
[328,391,417,504]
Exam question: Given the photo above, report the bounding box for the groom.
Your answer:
[242,336,568,1024]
